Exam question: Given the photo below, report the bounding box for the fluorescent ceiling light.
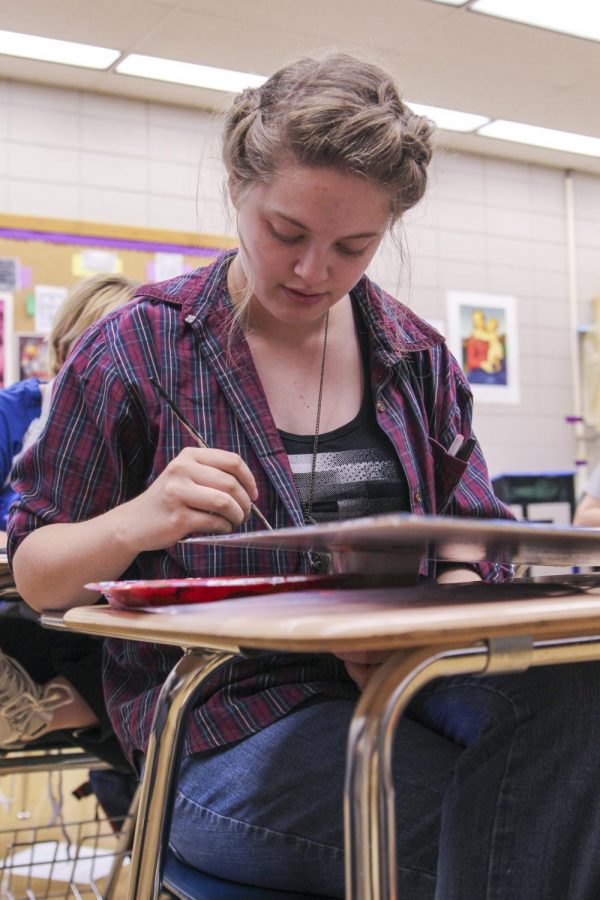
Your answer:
[478,120,600,158]
[408,101,489,133]
[0,29,120,69]
[471,0,600,43]
[117,54,266,93]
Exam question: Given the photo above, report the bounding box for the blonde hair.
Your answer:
[223,52,434,221]
[47,274,138,376]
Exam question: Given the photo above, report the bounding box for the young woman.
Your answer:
[8,54,600,899]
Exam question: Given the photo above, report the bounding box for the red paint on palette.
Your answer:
[86,574,348,610]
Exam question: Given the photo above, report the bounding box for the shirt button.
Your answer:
[376,400,385,412]
[184,314,195,324]
[414,490,422,504]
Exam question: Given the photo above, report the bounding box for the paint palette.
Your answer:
[87,573,348,610]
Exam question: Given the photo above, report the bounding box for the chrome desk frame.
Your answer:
[39,512,600,898]
[40,613,600,900]
[344,633,600,899]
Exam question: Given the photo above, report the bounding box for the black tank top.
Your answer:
[279,297,410,523]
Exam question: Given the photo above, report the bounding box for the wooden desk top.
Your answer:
[55,581,600,653]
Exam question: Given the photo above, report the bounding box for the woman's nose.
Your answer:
[293,246,329,285]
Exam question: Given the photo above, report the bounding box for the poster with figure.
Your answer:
[16,333,49,381]
[0,293,14,387]
[447,291,520,404]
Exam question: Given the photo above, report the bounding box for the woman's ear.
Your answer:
[228,175,241,210]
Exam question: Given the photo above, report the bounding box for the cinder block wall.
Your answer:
[1,78,597,479]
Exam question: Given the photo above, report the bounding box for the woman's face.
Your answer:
[230,162,391,327]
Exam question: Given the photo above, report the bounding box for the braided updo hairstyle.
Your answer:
[222,53,434,222]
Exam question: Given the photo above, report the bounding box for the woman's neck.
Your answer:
[227,255,340,349]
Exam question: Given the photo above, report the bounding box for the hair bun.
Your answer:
[222,52,435,220]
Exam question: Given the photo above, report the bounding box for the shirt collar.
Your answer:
[137,249,445,364]
[351,275,444,366]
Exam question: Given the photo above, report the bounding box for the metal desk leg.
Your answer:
[126,647,237,900]
[344,634,600,900]
[104,785,140,900]
[344,644,489,900]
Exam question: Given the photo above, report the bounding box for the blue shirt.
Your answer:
[0,377,42,529]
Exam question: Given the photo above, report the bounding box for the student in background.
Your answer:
[0,274,138,535]
[0,273,136,764]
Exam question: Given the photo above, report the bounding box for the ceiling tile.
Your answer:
[0,0,598,173]
[0,0,172,46]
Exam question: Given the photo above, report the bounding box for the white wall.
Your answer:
[0,78,597,479]
[383,151,577,478]
[0,79,230,235]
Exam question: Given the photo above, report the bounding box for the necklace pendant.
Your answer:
[308,550,332,574]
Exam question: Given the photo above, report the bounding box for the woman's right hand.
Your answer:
[12,446,261,611]
[114,446,259,554]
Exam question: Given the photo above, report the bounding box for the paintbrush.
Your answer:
[150,376,273,531]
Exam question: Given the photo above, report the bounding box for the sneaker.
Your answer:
[0,650,73,747]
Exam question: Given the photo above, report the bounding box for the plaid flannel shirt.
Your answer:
[8,251,512,765]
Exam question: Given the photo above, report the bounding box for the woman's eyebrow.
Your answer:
[273,211,379,240]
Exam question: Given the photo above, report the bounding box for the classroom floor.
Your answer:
[0,765,131,899]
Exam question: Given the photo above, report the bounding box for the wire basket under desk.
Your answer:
[0,811,134,899]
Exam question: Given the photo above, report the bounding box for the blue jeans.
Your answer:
[169,662,600,898]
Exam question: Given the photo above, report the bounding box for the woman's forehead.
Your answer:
[251,163,392,228]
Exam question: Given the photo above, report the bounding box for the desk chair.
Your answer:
[1,742,323,900]
[0,740,136,899]
[0,741,109,777]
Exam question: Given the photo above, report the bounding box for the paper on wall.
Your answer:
[0,258,20,292]
[0,292,14,387]
[34,285,68,334]
[72,250,123,277]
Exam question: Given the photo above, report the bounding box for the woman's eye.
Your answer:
[269,225,302,245]
[337,243,367,257]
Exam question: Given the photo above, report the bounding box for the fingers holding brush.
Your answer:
[116,446,259,553]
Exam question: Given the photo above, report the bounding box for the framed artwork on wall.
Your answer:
[15,332,50,382]
[0,292,14,387]
[447,290,520,404]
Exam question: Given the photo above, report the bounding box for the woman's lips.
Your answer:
[282,286,327,306]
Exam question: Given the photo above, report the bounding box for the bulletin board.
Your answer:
[0,212,237,385]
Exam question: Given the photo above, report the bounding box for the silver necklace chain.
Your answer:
[296,309,330,526]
